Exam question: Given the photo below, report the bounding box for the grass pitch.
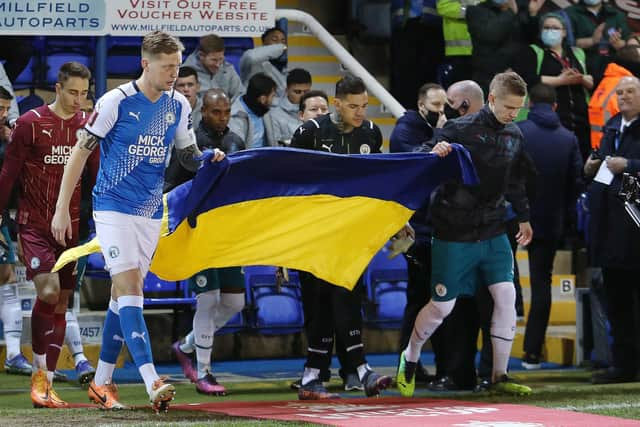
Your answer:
[1,369,639,426]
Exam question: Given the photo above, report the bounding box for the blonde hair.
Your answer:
[489,71,527,98]
[141,31,184,58]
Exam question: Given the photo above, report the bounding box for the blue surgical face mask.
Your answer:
[541,29,563,47]
[583,0,601,6]
[492,0,508,5]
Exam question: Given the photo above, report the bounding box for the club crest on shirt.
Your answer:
[30,257,40,269]
[108,246,120,259]
[165,111,176,125]
[195,275,207,288]
[435,284,447,297]
[359,144,371,154]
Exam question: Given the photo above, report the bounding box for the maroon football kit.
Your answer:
[0,105,98,282]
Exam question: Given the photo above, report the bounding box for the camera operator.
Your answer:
[584,76,640,384]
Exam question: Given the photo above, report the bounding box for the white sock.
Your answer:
[302,367,320,386]
[488,282,517,380]
[47,370,54,384]
[1,283,23,360]
[405,299,455,363]
[180,331,195,354]
[356,363,371,382]
[94,360,116,386]
[139,363,160,396]
[64,311,87,366]
[212,292,245,332]
[193,290,218,379]
[32,353,46,371]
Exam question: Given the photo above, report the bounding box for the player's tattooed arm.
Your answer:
[76,128,99,151]
[175,143,203,172]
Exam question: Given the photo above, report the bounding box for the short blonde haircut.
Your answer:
[489,71,527,98]
[141,31,184,58]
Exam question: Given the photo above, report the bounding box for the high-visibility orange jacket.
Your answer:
[588,63,632,149]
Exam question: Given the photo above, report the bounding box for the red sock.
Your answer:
[31,298,56,356]
[46,313,66,373]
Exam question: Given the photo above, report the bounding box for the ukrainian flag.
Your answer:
[55,146,477,290]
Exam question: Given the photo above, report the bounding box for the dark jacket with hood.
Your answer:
[518,103,584,241]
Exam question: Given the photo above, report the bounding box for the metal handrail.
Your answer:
[276,9,406,119]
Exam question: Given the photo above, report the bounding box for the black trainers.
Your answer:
[591,368,636,385]
[298,379,340,400]
[473,378,491,393]
[320,369,331,383]
[521,354,542,370]
[290,378,302,390]
[427,376,459,391]
[343,373,364,391]
[414,361,435,384]
[362,370,392,397]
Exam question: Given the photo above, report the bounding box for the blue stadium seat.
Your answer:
[223,37,254,51]
[84,251,110,280]
[244,266,304,334]
[225,52,243,75]
[12,57,38,89]
[363,244,408,328]
[179,36,200,58]
[17,93,45,115]
[143,271,195,307]
[215,306,247,335]
[223,37,253,74]
[43,37,95,88]
[44,53,93,87]
[106,36,143,78]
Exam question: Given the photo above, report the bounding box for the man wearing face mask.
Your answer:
[566,0,629,84]
[444,80,485,120]
[391,83,447,153]
[390,83,447,385]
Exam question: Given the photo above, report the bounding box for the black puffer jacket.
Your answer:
[430,106,530,241]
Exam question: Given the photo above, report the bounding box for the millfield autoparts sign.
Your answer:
[0,0,276,37]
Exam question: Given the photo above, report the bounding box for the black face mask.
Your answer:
[444,104,460,120]
[270,51,288,72]
[444,99,470,120]
[426,110,440,127]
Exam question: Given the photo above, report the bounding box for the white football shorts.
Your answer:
[93,211,162,277]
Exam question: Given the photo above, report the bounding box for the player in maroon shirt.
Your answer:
[0,62,98,408]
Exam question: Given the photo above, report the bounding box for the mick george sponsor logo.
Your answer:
[129,135,168,164]
[44,145,72,165]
